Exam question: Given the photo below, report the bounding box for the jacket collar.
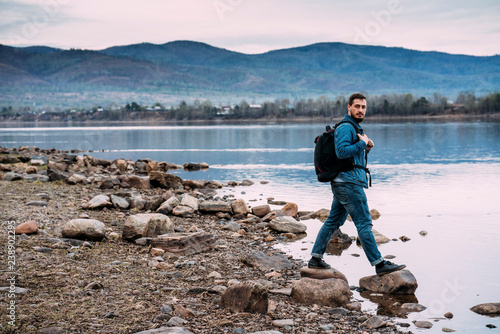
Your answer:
[344,114,363,130]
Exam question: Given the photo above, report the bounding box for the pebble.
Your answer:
[442,328,456,332]
[444,312,454,319]
[414,320,433,328]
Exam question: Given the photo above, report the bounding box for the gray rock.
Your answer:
[362,316,385,329]
[0,286,29,294]
[87,194,112,209]
[38,327,64,334]
[61,219,106,241]
[166,317,186,326]
[359,270,418,295]
[470,303,500,315]
[2,172,22,181]
[122,213,174,241]
[291,277,352,307]
[220,281,268,314]
[111,195,129,210]
[157,196,181,214]
[242,251,292,272]
[269,216,307,233]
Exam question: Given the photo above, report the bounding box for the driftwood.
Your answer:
[152,232,217,255]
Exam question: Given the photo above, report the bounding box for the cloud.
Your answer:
[0,0,498,55]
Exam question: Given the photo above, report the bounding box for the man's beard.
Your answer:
[351,114,364,123]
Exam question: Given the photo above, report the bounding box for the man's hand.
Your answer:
[357,134,374,152]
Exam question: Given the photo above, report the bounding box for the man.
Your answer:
[308,93,406,276]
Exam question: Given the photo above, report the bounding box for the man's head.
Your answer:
[347,93,367,123]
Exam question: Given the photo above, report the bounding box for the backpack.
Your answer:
[314,120,371,185]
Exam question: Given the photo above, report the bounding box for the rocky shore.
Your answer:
[1,146,497,333]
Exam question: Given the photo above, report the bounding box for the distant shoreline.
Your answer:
[1,112,500,127]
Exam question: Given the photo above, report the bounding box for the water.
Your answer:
[2,121,500,333]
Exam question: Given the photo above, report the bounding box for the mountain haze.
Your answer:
[1,40,499,107]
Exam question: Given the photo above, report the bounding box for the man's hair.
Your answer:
[348,93,366,106]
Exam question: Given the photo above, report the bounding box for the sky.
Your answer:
[1,0,499,56]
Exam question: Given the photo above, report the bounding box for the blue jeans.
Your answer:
[311,182,384,266]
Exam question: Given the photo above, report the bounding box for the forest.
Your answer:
[1,92,499,122]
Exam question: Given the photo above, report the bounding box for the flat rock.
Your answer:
[291,277,352,307]
[242,251,292,272]
[401,303,427,313]
[26,201,48,207]
[61,219,106,241]
[269,216,307,233]
[198,200,232,213]
[133,327,195,334]
[152,232,216,255]
[15,220,38,235]
[299,266,348,283]
[23,174,49,182]
[359,270,418,295]
[220,281,268,314]
[470,303,500,315]
[122,213,174,241]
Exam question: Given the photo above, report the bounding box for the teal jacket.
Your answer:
[334,114,369,188]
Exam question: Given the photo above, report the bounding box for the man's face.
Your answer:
[348,98,367,123]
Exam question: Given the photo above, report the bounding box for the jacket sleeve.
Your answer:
[335,123,367,159]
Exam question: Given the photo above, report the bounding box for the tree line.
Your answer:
[1,92,499,121]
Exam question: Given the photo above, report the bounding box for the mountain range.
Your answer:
[1,40,499,107]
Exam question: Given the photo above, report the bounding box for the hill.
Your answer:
[1,40,499,108]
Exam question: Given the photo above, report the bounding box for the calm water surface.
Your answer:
[1,121,500,333]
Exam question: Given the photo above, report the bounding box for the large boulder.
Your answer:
[220,281,268,314]
[61,219,106,241]
[242,251,292,272]
[359,270,418,295]
[122,214,173,241]
[269,216,307,233]
[291,277,352,306]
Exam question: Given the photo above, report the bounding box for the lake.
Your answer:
[1,120,500,333]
